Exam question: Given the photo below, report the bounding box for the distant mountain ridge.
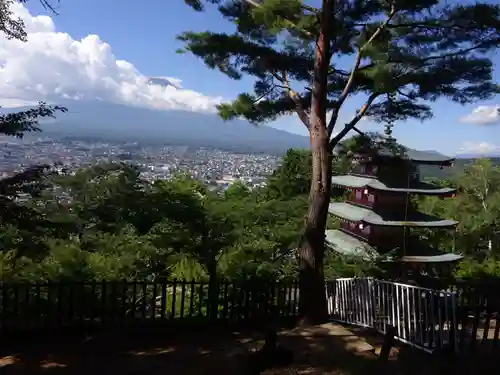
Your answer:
[4,100,497,172]
[2,100,309,155]
[420,156,500,180]
[455,153,500,159]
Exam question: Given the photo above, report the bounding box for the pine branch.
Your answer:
[242,0,316,38]
[182,0,500,134]
[0,102,67,138]
[327,5,397,137]
[330,93,379,148]
[271,71,309,129]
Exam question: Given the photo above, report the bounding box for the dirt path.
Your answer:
[0,324,487,375]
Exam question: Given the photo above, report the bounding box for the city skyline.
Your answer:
[0,136,279,188]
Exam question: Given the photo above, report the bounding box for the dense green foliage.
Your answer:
[0,162,308,281]
[0,146,369,281]
[0,146,499,283]
[1,0,500,287]
[419,159,500,278]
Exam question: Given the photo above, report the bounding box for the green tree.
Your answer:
[181,0,500,323]
[267,148,311,199]
[224,181,252,200]
[455,159,500,254]
[148,176,237,318]
[421,159,500,257]
[50,163,147,235]
[220,195,308,280]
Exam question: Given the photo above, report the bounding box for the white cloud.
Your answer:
[458,141,500,154]
[459,105,500,125]
[0,3,224,112]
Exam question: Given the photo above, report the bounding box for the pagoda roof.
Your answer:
[325,229,378,260]
[334,144,454,166]
[332,174,456,195]
[399,254,464,263]
[376,147,454,165]
[385,241,465,263]
[329,202,458,228]
[325,229,464,263]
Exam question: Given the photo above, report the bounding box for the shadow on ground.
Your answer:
[0,324,498,375]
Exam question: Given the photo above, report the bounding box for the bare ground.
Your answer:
[0,325,497,375]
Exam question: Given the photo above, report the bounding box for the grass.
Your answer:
[0,324,498,375]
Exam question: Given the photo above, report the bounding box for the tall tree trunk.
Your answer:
[298,0,333,325]
[298,133,332,325]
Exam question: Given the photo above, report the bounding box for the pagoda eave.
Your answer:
[382,243,464,263]
[331,175,457,196]
[328,202,458,228]
[334,147,455,166]
[399,254,464,263]
[325,229,378,260]
[325,229,463,264]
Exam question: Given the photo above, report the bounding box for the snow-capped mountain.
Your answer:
[147,77,182,89]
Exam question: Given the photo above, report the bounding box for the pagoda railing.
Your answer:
[347,189,375,208]
[325,278,458,353]
[340,222,370,239]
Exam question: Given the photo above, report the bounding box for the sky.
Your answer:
[1,0,500,156]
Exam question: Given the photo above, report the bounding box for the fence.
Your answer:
[2,277,500,355]
[0,280,299,333]
[326,277,500,354]
[326,278,458,353]
[447,279,500,352]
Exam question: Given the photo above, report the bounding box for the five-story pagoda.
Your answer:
[326,137,463,281]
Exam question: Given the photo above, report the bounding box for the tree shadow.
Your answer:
[0,326,254,375]
[0,323,498,375]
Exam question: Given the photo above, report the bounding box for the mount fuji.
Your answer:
[147,77,183,89]
[3,99,309,154]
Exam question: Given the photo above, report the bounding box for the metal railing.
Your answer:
[326,278,458,353]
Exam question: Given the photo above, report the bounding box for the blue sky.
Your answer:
[17,0,500,155]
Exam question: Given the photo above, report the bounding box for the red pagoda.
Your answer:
[326,141,463,281]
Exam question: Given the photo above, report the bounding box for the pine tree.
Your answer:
[180,0,500,324]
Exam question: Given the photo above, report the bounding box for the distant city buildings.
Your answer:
[0,136,280,189]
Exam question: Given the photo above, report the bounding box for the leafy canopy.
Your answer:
[420,159,500,256]
[266,148,311,199]
[181,0,500,146]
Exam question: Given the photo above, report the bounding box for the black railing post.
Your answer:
[171,279,177,319]
[100,281,107,326]
[180,281,186,319]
